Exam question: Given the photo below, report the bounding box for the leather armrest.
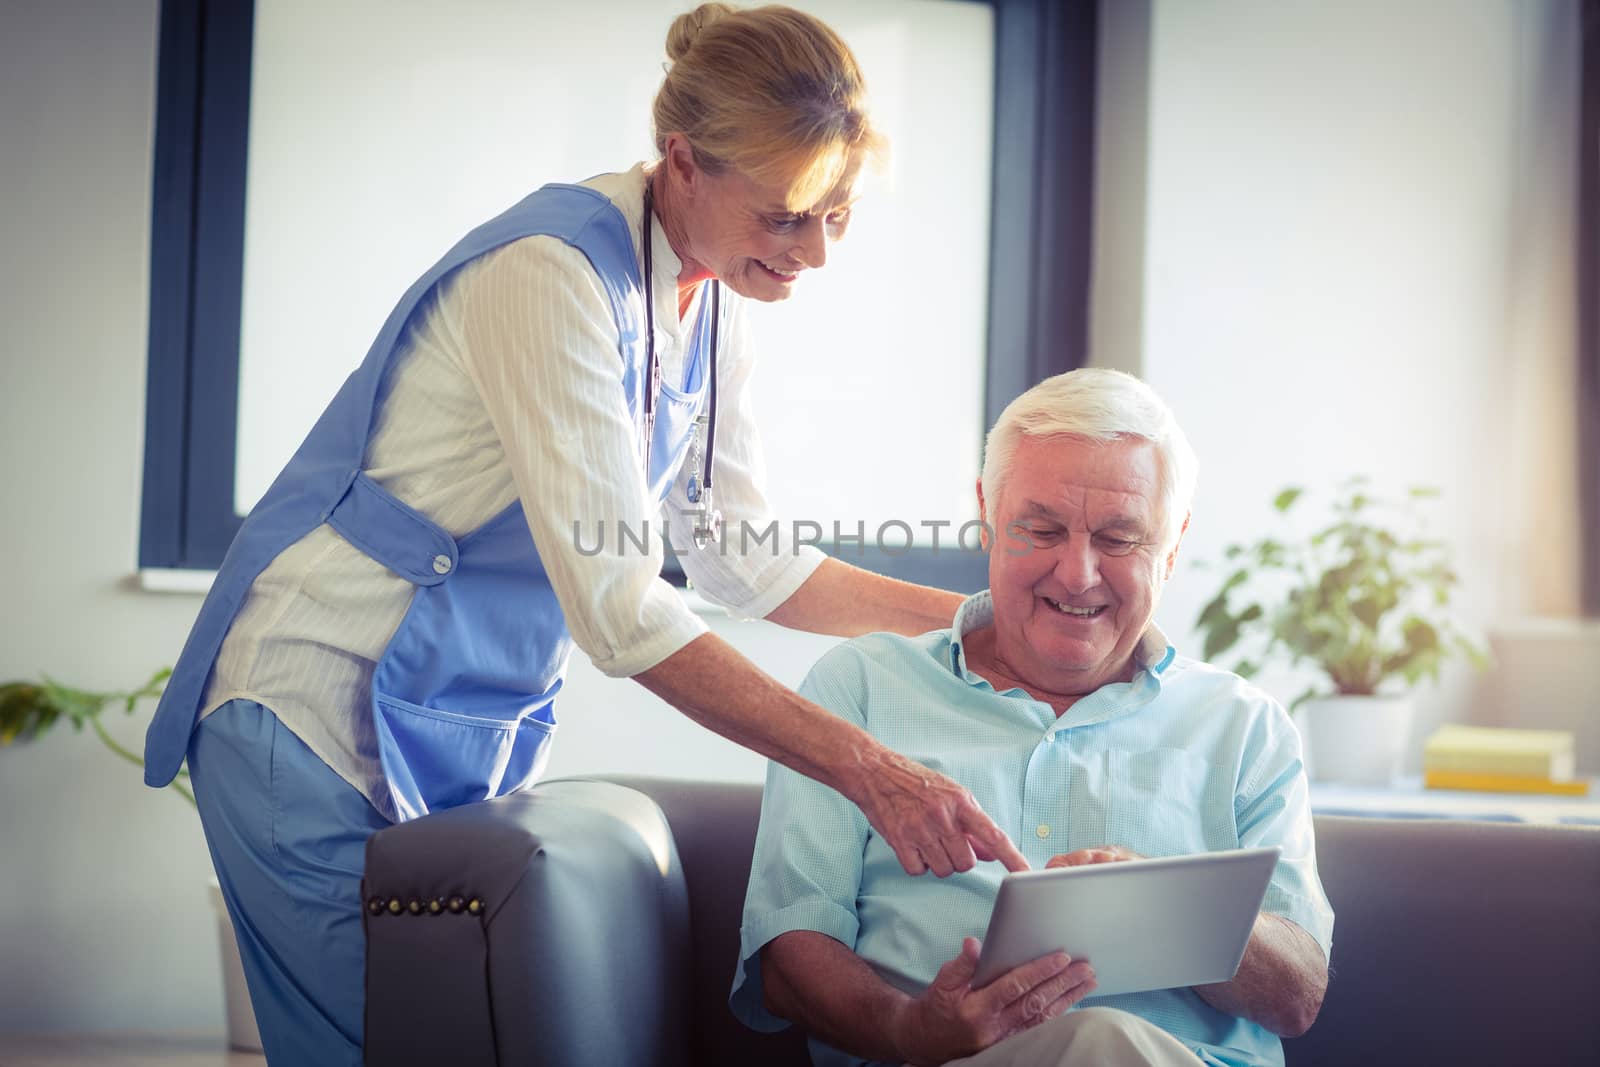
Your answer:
[362,780,693,1066]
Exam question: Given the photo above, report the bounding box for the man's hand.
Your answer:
[856,748,1031,876]
[890,937,1097,1066]
[1045,844,1145,868]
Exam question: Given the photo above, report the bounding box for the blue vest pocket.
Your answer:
[372,691,557,822]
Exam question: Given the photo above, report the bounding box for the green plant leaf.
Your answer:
[1203,619,1241,661]
[1401,616,1440,652]
[1196,591,1231,630]
[1193,478,1483,695]
[0,669,190,807]
[1349,596,1383,630]
[0,682,58,745]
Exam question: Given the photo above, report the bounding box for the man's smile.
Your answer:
[1043,597,1107,618]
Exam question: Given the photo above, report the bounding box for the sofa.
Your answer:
[361,775,1600,1066]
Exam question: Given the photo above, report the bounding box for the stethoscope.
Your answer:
[642,178,722,548]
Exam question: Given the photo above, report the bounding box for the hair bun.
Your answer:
[666,2,737,62]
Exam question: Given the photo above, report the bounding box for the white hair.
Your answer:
[980,368,1198,548]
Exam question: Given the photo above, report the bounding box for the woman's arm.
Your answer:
[763,557,965,638]
[634,631,1027,876]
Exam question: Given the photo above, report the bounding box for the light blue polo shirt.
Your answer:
[731,592,1335,1067]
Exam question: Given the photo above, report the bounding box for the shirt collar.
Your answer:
[947,590,1175,686]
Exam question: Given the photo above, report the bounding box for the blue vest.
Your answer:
[144,183,714,822]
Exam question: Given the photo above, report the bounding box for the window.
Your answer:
[140,0,1097,593]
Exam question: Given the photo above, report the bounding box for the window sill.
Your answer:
[134,568,729,616]
[136,568,217,595]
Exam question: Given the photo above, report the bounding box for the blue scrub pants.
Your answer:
[189,698,388,1067]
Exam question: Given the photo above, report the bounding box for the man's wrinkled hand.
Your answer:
[891,936,1096,1066]
[1045,844,1145,869]
[858,750,1030,876]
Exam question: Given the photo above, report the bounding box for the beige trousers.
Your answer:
[940,1007,1206,1067]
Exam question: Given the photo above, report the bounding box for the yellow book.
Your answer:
[1422,724,1575,780]
[1423,769,1590,797]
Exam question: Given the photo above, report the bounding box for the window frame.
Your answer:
[139,0,1098,594]
[1581,0,1600,615]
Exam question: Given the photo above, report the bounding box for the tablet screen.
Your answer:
[972,846,1280,996]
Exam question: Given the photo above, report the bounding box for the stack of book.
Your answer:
[1422,725,1589,796]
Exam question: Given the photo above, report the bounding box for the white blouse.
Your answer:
[201,164,825,815]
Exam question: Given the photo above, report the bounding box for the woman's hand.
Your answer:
[856,747,1030,875]
[890,937,1096,1066]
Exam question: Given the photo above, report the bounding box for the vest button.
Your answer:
[432,554,452,575]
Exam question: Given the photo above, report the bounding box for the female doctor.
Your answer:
[143,4,1028,1063]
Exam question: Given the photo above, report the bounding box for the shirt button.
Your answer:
[1036,824,1051,840]
[432,554,452,575]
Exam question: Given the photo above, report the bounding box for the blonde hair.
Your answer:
[653,3,884,209]
[981,369,1199,549]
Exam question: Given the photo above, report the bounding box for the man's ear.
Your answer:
[976,479,992,551]
[1163,511,1191,580]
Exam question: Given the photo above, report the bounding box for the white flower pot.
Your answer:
[1298,695,1413,785]
[207,880,264,1052]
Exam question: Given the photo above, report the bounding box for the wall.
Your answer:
[1098,0,1586,763]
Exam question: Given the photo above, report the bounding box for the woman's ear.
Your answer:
[661,133,700,198]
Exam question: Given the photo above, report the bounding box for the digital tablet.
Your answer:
[971,846,1280,996]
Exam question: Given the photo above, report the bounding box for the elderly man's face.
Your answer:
[980,435,1183,697]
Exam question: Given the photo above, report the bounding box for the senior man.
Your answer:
[730,369,1332,1067]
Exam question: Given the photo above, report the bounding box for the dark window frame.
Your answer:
[139,0,1098,595]
[1581,0,1600,615]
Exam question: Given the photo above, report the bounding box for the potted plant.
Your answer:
[0,669,262,1051]
[1192,478,1487,784]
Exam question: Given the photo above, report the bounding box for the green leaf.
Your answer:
[1401,616,1440,652]
[0,682,65,745]
[1349,597,1383,630]
[1203,620,1241,661]
[1255,539,1285,566]
[1273,487,1303,513]
[1196,591,1231,630]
